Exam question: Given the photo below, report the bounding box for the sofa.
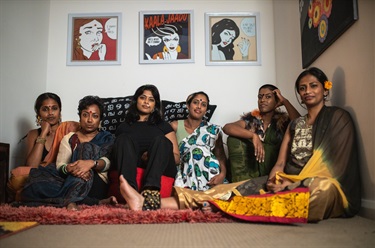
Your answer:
[100,96,217,201]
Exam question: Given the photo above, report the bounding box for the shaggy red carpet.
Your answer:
[0,204,233,225]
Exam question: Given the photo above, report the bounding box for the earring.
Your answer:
[36,116,42,126]
[324,95,328,100]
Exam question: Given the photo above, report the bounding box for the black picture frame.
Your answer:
[300,0,358,68]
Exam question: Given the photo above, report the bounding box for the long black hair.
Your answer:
[211,18,240,60]
[294,67,329,106]
[295,67,328,92]
[125,84,162,125]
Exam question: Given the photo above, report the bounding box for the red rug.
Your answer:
[0,204,233,225]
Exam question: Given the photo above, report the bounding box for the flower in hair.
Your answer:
[324,81,332,90]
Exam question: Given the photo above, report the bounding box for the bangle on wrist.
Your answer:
[93,160,99,169]
[61,164,68,175]
[35,137,47,144]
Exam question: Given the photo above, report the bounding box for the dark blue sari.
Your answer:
[19,131,114,207]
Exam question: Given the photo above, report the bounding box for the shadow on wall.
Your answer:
[332,67,368,214]
[11,117,30,169]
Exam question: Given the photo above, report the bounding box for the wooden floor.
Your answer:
[1,215,375,247]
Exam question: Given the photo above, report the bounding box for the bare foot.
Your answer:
[67,202,79,211]
[119,175,144,211]
[201,201,213,213]
[99,196,118,205]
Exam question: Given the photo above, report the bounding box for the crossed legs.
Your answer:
[119,175,180,211]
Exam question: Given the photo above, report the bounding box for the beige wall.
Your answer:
[274,0,375,219]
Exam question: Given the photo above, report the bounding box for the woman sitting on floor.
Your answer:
[223,84,300,181]
[118,67,361,223]
[111,84,180,211]
[18,95,116,209]
[7,93,79,202]
[171,91,227,191]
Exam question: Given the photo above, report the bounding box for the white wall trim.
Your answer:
[361,199,375,210]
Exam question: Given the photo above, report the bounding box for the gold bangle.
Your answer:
[35,137,47,144]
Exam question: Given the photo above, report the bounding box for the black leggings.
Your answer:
[79,172,109,205]
[112,134,177,191]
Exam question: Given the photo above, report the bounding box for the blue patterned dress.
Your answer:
[174,121,226,191]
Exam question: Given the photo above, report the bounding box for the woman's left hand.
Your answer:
[68,160,93,181]
[266,177,292,193]
[207,172,226,187]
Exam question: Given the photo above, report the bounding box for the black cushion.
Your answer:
[100,97,217,134]
[101,96,132,133]
[161,100,216,122]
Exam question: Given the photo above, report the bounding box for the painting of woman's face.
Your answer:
[219,29,236,47]
[162,33,180,52]
[79,20,103,52]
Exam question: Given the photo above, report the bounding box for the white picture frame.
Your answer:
[67,13,122,66]
[139,10,194,64]
[205,12,261,66]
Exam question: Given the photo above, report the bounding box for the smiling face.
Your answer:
[79,104,101,134]
[38,98,61,126]
[257,88,277,114]
[79,20,103,52]
[187,94,208,120]
[219,29,236,47]
[163,33,180,52]
[136,90,156,117]
[297,74,327,107]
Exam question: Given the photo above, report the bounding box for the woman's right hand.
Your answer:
[252,134,265,162]
[273,89,287,108]
[39,119,51,137]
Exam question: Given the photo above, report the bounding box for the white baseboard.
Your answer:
[360,199,375,220]
[362,199,375,209]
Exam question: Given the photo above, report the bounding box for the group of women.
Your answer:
[8,67,360,222]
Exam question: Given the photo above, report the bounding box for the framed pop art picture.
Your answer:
[67,13,122,66]
[139,10,194,64]
[205,12,261,66]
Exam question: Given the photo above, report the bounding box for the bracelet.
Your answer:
[35,137,47,144]
[61,164,68,175]
[93,160,99,169]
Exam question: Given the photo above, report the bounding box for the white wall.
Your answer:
[0,0,50,166]
[47,0,276,127]
[1,0,277,170]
